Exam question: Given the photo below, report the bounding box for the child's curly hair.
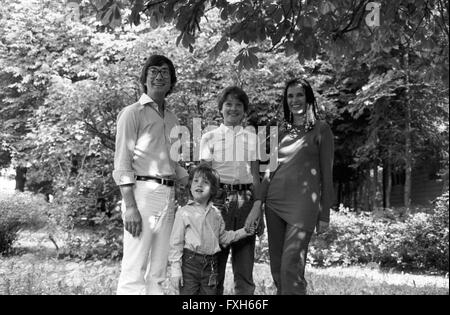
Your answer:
[188,163,221,202]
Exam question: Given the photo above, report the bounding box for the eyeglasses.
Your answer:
[148,67,171,79]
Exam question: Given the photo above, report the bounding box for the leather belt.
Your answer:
[136,175,175,186]
[220,183,252,191]
[183,248,217,260]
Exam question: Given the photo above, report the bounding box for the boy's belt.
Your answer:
[183,248,217,260]
[136,175,175,186]
[220,183,252,191]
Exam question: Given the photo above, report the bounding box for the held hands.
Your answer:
[170,275,183,292]
[244,219,264,237]
[124,206,142,237]
[244,224,256,236]
[244,201,265,237]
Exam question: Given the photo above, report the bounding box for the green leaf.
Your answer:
[150,12,160,29]
[129,0,144,26]
[220,8,228,20]
[100,7,113,26]
[95,0,111,11]
[208,37,229,59]
[285,41,296,56]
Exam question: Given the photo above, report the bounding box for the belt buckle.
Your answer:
[161,178,166,185]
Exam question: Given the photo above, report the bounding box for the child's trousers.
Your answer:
[180,249,219,295]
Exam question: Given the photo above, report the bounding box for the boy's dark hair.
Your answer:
[140,54,177,96]
[217,86,249,112]
[188,163,220,202]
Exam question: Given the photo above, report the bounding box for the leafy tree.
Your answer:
[96,1,448,74]
[0,1,69,176]
[94,0,449,211]
[335,0,449,210]
[2,0,448,219]
[0,0,114,188]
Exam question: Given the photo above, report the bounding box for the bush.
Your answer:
[255,191,449,273]
[0,192,50,254]
[57,212,124,261]
[307,191,449,273]
[394,191,449,271]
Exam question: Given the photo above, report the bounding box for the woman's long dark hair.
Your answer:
[282,78,319,128]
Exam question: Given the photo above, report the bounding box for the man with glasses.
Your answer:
[113,54,188,295]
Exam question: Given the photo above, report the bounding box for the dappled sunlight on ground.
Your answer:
[0,175,15,196]
[310,265,449,289]
[1,175,448,295]
[1,241,448,295]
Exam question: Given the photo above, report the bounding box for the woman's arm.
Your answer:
[244,160,263,234]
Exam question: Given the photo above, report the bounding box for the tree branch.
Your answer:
[340,0,368,34]
[83,121,115,151]
[437,0,450,41]
[143,0,170,12]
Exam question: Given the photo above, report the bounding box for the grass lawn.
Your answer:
[0,178,448,295]
[0,230,448,295]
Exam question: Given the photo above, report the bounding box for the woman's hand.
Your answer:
[244,200,262,233]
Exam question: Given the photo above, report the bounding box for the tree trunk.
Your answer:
[15,166,27,192]
[337,182,342,206]
[353,182,358,211]
[358,178,364,212]
[404,52,412,212]
[371,162,378,210]
[364,169,371,211]
[383,159,392,209]
[404,110,412,211]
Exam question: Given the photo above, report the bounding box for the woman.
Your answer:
[257,78,334,295]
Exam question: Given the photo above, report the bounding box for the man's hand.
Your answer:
[124,206,142,237]
[316,220,329,234]
[170,275,183,292]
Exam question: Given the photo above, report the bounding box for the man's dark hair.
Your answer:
[188,163,220,202]
[140,54,177,96]
[217,86,249,112]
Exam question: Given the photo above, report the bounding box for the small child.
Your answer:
[168,163,255,295]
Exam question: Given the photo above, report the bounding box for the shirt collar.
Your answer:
[186,200,214,212]
[138,94,165,111]
[218,123,244,135]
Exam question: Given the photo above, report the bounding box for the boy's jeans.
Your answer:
[213,188,256,295]
[180,249,218,295]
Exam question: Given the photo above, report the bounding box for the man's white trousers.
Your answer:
[117,181,175,295]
